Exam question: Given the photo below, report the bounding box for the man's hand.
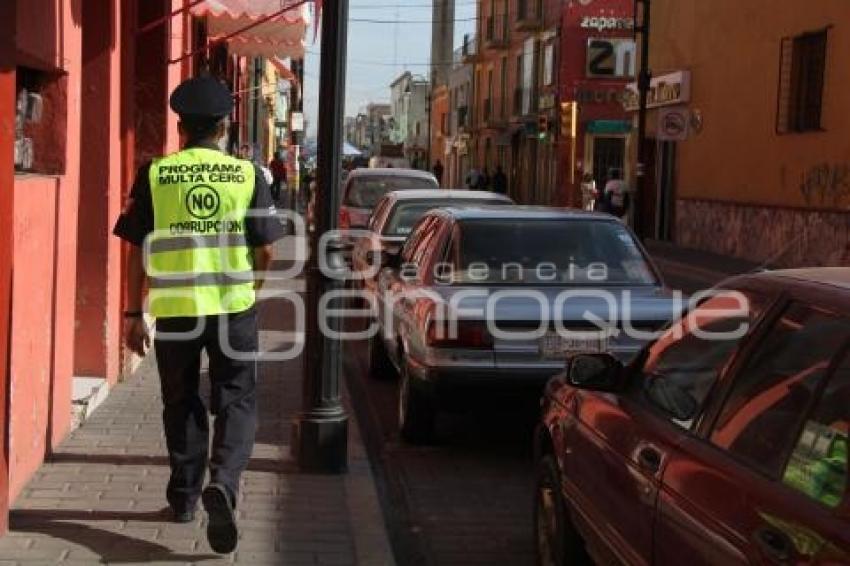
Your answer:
[125,318,151,357]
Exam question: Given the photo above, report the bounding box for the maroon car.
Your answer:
[535,268,850,565]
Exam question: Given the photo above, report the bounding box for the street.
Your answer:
[339,249,727,566]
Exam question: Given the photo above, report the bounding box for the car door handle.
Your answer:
[753,526,794,563]
[637,446,662,473]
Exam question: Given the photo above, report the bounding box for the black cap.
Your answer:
[169,76,234,117]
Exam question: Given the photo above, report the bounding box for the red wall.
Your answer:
[7,0,83,500]
[75,0,123,386]
[10,177,60,497]
[0,0,17,535]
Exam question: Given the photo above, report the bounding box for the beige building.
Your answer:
[637,0,850,267]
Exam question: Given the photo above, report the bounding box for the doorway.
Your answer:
[591,136,626,188]
[655,141,676,241]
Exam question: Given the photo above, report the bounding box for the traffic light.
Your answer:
[560,101,578,139]
[537,115,549,138]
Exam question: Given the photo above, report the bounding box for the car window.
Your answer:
[639,291,764,429]
[710,303,850,478]
[383,199,507,237]
[450,219,657,285]
[344,176,438,208]
[782,350,849,508]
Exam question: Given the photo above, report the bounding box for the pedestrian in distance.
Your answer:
[269,149,287,204]
[492,165,508,195]
[480,167,491,191]
[580,172,598,211]
[432,159,444,187]
[604,167,630,220]
[465,167,481,190]
[113,75,285,555]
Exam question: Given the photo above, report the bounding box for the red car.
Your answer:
[535,268,850,565]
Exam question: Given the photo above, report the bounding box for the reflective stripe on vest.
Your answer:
[147,147,256,318]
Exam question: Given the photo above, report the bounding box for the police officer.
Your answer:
[113,76,284,554]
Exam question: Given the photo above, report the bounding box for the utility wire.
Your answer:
[351,1,477,9]
[351,16,478,23]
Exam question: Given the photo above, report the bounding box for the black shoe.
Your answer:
[202,483,238,554]
[172,508,195,524]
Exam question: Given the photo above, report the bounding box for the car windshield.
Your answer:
[448,219,657,286]
[344,176,437,208]
[384,200,507,236]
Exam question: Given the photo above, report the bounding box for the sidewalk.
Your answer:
[0,239,396,565]
[645,239,762,293]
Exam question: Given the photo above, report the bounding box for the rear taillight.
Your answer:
[339,208,351,230]
[426,319,493,349]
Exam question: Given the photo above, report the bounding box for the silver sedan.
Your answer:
[369,206,683,442]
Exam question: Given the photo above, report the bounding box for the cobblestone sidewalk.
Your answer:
[0,258,395,565]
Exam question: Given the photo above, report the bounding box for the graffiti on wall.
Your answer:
[799,163,850,208]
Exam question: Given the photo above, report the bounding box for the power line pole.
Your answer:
[634,0,651,239]
[293,0,350,473]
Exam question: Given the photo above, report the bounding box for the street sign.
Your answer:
[658,106,690,142]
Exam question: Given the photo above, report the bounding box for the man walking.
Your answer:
[492,165,508,195]
[432,159,444,187]
[113,76,284,554]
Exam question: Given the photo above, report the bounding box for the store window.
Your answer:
[777,29,828,134]
[15,66,67,175]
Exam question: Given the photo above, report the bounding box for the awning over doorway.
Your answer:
[585,120,632,135]
[191,0,310,59]
[270,57,300,84]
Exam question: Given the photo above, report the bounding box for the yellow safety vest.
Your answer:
[146,147,256,318]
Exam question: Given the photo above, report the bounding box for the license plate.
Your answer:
[539,331,609,360]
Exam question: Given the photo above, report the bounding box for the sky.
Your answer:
[303,1,478,137]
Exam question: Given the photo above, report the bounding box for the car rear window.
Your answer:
[384,199,508,236]
[344,176,438,208]
[449,219,657,286]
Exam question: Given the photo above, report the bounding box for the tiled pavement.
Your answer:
[0,237,395,566]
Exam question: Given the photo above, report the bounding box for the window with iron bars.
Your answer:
[777,29,828,134]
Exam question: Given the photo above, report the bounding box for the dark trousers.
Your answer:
[154,307,258,511]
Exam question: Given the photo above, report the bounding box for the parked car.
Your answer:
[534,268,850,566]
[350,189,513,305]
[372,207,682,442]
[339,168,439,231]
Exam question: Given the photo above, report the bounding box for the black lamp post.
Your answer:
[292,0,350,473]
[633,0,651,239]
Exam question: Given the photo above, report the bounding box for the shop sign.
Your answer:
[574,87,628,105]
[580,16,634,31]
[658,106,690,141]
[624,70,691,111]
[586,38,636,78]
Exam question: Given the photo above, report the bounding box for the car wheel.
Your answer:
[534,455,588,566]
[398,362,435,444]
[368,331,396,379]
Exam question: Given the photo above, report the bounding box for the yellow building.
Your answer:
[636,0,850,267]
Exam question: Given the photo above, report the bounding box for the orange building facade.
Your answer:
[639,0,850,266]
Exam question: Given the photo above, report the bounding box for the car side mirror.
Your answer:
[567,354,624,392]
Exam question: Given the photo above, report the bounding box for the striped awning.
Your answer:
[191,0,310,59]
